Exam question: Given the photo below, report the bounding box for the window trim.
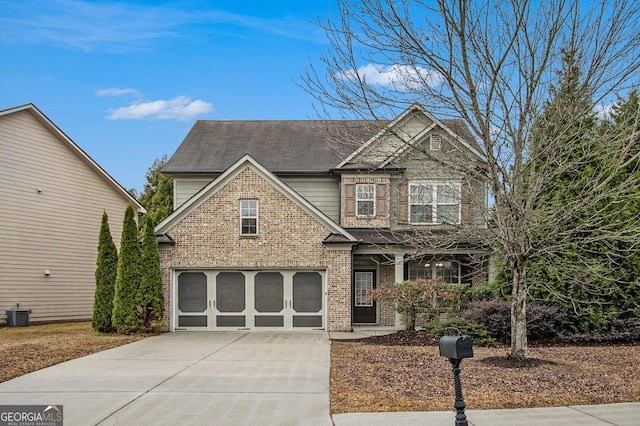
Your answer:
[408,181,461,224]
[239,199,258,236]
[356,183,376,217]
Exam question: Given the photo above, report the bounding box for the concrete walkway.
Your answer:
[0,332,637,425]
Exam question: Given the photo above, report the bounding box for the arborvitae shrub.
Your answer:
[112,205,141,334]
[92,211,118,332]
[137,215,164,331]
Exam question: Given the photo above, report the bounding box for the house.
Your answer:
[156,103,491,332]
[0,104,145,325]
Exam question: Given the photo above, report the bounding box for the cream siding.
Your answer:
[352,113,435,164]
[174,177,212,208]
[280,176,340,222]
[0,109,140,324]
[174,175,341,222]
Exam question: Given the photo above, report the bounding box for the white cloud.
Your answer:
[96,88,142,98]
[107,96,214,121]
[338,64,444,90]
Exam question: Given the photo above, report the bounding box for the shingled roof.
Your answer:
[163,116,480,175]
[163,120,381,175]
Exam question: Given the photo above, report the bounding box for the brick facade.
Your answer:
[159,168,353,331]
[379,263,397,327]
[341,175,391,228]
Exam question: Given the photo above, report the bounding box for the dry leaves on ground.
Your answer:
[0,322,150,383]
[331,331,640,414]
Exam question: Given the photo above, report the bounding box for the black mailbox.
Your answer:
[438,335,474,360]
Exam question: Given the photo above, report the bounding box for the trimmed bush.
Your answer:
[369,279,459,330]
[558,317,640,344]
[463,300,565,343]
[424,317,499,347]
[462,299,512,343]
[92,212,118,332]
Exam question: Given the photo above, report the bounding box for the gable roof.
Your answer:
[0,104,145,212]
[156,154,357,242]
[162,106,483,175]
[336,103,486,169]
[162,120,380,175]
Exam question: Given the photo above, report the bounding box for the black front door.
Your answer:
[353,270,376,323]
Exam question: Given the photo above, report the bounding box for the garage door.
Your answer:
[174,270,326,331]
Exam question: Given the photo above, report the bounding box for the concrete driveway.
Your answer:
[0,332,331,426]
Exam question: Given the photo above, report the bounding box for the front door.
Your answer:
[353,270,376,323]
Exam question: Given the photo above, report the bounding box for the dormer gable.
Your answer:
[335,103,485,171]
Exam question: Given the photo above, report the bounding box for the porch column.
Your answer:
[393,251,406,330]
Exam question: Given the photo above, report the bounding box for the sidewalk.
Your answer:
[332,403,640,425]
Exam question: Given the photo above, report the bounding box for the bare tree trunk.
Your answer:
[510,257,528,359]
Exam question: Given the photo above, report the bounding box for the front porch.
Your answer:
[350,240,491,329]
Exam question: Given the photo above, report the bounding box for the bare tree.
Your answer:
[301,0,640,358]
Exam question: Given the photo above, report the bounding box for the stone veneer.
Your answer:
[159,167,353,331]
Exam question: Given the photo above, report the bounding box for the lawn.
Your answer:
[0,322,149,383]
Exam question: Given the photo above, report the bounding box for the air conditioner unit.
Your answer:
[6,309,29,326]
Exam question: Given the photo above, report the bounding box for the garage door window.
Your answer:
[293,272,322,312]
[178,272,207,312]
[255,272,284,312]
[177,272,208,328]
[216,272,245,312]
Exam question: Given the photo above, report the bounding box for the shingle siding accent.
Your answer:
[160,168,352,331]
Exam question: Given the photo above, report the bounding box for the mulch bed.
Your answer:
[330,331,640,413]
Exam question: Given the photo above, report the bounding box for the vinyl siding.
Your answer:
[279,177,340,223]
[0,110,136,324]
[174,177,212,208]
[174,175,340,223]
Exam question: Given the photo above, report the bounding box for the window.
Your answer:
[408,260,461,284]
[435,261,459,284]
[409,182,461,224]
[430,135,441,151]
[354,271,374,307]
[240,200,258,235]
[356,184,375,216]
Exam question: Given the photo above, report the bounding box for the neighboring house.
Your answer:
[156,103,491,332]
[0,104,145,325]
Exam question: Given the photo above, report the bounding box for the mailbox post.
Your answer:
[438,328,473,426]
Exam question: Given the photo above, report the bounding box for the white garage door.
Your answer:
[174,270,326,331]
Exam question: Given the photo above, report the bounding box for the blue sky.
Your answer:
[0,0,336,192]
